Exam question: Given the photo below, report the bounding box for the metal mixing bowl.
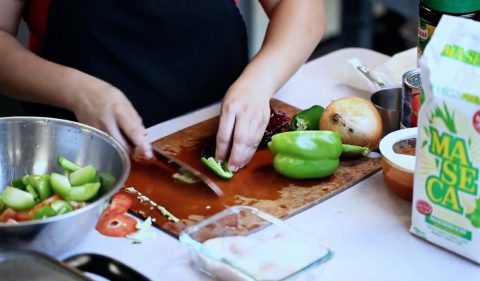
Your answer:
[0,117,130,256]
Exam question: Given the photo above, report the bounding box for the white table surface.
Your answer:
[62,48,479,281]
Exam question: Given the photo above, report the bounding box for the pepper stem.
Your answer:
[341,144,371,156]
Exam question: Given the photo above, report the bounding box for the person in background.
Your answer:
[0,0,325,171]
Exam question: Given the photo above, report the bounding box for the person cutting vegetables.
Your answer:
[0,0,325,172]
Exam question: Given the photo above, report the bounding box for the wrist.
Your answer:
[61,68,114,113]
[232,74,276,100]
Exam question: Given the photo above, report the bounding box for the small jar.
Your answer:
[379,128,417,201]
[418,0,480,57]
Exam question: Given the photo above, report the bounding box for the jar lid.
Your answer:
[423,0,480,13]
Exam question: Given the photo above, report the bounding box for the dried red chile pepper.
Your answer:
[260,109,291,146]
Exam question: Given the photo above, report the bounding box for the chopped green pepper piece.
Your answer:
[57,156,81,172]
[2,186,36,211]
[33,205,56,220]
[97,171,116,189]
[51,173,72,197]
[50,199,74,215]
[69,165,97,186]
[0,197,5,213]
[29,175,52,201]
[25,184,40,203]
[290,105,325,131]
[172,168,200,184]
[268,131,370,179]
[64,182,101,202]
[11,178,26,189]
[21,175,30,186]
[201,157,233,180]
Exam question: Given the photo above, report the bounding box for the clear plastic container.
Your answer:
[179,206,333,281]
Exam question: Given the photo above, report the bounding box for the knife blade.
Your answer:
[152,148,224,197]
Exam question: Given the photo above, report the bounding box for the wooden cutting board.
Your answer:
[124,99,382,236]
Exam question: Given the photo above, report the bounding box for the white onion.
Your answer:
[319,96,382,149]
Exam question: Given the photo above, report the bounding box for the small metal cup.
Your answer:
[371,88,402,136]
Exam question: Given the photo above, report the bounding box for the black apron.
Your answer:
[23,0,248,127]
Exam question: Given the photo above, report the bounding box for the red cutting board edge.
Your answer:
[124,99,382,236]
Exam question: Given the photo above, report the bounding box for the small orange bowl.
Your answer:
[379,128,417,201]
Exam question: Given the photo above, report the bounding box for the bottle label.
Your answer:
[418,19,437,57]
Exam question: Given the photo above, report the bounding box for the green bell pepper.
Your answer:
[97,171,116,189]
[0,197,5,213]
[50,199,74,215]
[33,205,57,220]
[201,157,233,180]
[268,131,370,179]
[11,177,26,189]
[25,184,40,203]
[21,175,30,187]
[290,105,325,131]
[27,175,52,201]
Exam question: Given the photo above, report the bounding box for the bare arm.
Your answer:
[216,0,326,170]
[0,0,152,157]
[245,0,326,97]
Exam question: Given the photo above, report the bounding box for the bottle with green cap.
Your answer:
[418,0,480,58]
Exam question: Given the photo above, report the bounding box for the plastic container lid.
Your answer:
[379,128,417,173]
[422,0,480,14]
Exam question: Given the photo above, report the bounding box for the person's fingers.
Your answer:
[116,109,153,159]
[69,80,152,158]
[101,117,133,155]
[215,104,236,161]
[227,115,264,171]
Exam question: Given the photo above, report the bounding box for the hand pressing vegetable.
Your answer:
[268,131,370,179]
[290,105,324,131]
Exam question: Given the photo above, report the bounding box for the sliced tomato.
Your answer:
[14,194,61,221]
[0,194,63,222]
[107,193,132,215]
[95,193,136,237]
[15,209,35,221]
[43,194,62,205]
[0,208,17,222]
[96,213,137,237]
[15,202,44,221]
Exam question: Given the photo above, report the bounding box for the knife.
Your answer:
[152,148,224,197]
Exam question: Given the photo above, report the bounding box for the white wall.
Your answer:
[243,0,341,57]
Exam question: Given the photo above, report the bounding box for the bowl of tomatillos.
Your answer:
[0,117,130,256]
